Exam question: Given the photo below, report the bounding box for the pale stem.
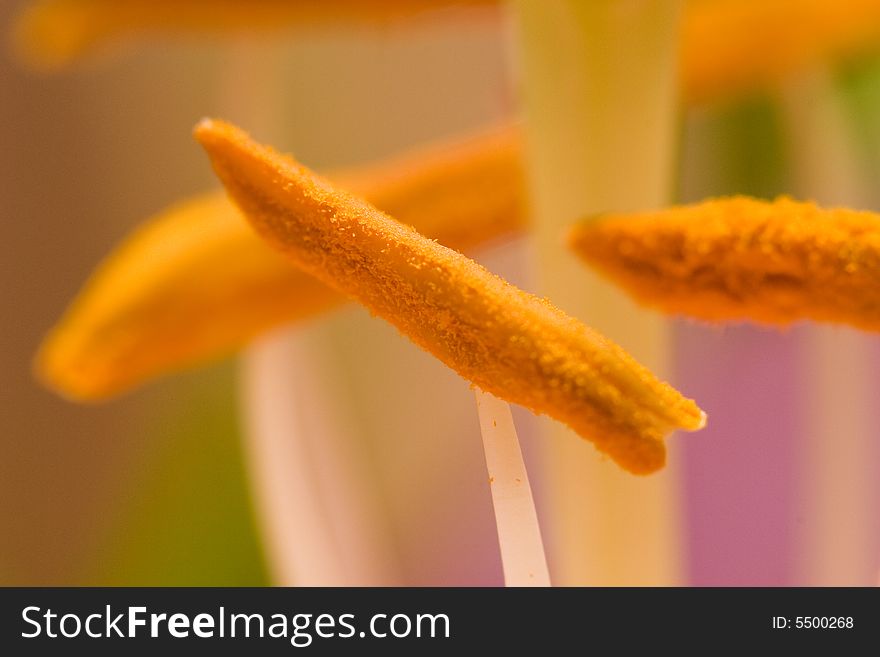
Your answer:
[241,330,347,586]
[474,389,550,587]
[241,327,398,586]
[778,69,878,586]
[224,42,397,586]
[510,0,685,585]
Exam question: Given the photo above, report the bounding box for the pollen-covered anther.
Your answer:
[35,123,524,400]
[569,195,880,332]
[195,118,706,474]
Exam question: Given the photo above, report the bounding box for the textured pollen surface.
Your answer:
[570,196,880,331]
[36,124,524,401]
[196,119,705,475]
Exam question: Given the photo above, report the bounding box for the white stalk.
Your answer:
[224,41,397,586]
[475,389,550,587]
[510,0,685,585]
[778,69,877,586]
[241,327,397,586]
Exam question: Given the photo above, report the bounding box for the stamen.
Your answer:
[36,124,523,400]
[196,118,705,474]
[474,389,549,587]
[569,196,880,332]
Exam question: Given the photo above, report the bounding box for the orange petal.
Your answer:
[13,0,499,70]
[569,196,880,331]
[196,118,705,475]
[16,0,880,110]
[36,124,524,401]
[682,0,880,104]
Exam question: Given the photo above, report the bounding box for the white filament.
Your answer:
[474,389,550,587]
[241,327,397,586]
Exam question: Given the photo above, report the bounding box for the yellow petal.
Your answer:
[13,0,498,70]
[37,123,524,401]
[569,196,880,331]
[683,0,880,104]
[196,118,705,475]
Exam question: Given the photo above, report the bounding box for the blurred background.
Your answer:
[0,0,511,585]
[2,0,879,586]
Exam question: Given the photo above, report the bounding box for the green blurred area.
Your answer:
[81,364,269,586]
[680,94,788,202]
[681,50,880,205]
[838,54,880,199]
